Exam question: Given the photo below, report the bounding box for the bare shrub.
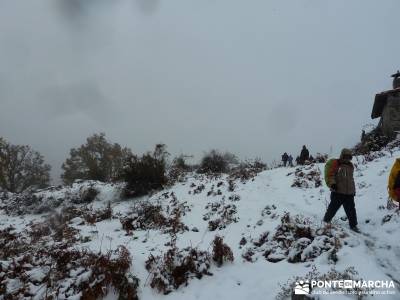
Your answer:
[120,200,188,235]
[291,166,322,188]
[203,200,238,231]
[242,213,344,264]
[0,226,29,259]
[145,246,212,294]
[168,154,194,184]
[198,150,238,174]
[229,158,267,182]
[78,186,99,203]
[0,245,139,300]
[353,126,393,155]
[212,236,234,267]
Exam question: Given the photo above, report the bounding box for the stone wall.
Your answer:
[381,93,400,137]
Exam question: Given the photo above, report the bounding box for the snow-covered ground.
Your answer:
[1,148,400,300]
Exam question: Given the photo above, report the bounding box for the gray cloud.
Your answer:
[0,0,398,183]
[134,0,160,15]
[38,82,114,124]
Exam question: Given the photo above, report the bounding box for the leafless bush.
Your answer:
[145,246,212,294]
[212,236,234,267]
[120,200,188,235]
[229,158,267,182]
[198,150,238,174]
[203,200,238,231]
[291,166,322,188]
[0,245,139,299]
[168,154,194,184]
[242,213,344,264]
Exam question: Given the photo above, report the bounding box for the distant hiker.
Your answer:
[281,152,289,167]
[361,130,366,142]
[323,148,360,232]
[299,145,310,165]
[295,156,301,165]
[288,155,294,167]
[387,159,400,209]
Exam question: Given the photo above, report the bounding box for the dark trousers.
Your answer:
[323,192,358,228]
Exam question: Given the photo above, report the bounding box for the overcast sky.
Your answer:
[0,0,399,182]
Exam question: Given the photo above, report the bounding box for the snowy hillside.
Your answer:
[1,148,400,299]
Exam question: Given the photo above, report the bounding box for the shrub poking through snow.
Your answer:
[120,202,167,234]
[145,236,235,294]
[242,213,344,264]
[0,245,139,300]
[0,181,120,216]
[228,159,267,182]
[120,198,188,235]
[0,226,30,259]
[212,236,234,267]
[167,154,194,184]
[204,199,238,231]
[291,165,322,188]
[353,126,393,155]
[145,246,212,294]
[73,186,99,204]
[122,144,169,198]
[198,150,238,174]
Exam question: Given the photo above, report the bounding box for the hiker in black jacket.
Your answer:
[299,145,309,165]
[282,152,289,167]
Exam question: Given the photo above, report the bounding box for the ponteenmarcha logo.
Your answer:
[294,280,310,295]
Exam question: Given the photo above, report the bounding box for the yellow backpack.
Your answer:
[388,159,400,202]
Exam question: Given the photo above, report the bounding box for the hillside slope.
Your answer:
[1,148,400,299]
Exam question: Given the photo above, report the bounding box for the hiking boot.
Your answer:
[350,226,361,233]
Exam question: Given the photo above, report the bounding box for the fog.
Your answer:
[0,0,399,182]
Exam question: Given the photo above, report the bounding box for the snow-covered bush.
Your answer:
[145,246,212,294]
[228,158,267,182]
[198,150,238,174]
[0,245,139,300]
[212,236,234,267]
[120,196,189,235]
[291,166,322,189]
[0,181,119,216]
[353,126,393,155]
[242,213,343,264]
[203,199,238,231]
[167,154,194,184]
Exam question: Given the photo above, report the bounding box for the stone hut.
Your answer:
[371,71,400,137]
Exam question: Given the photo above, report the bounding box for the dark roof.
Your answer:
[391,70,400,78]
[371,88,400,119]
